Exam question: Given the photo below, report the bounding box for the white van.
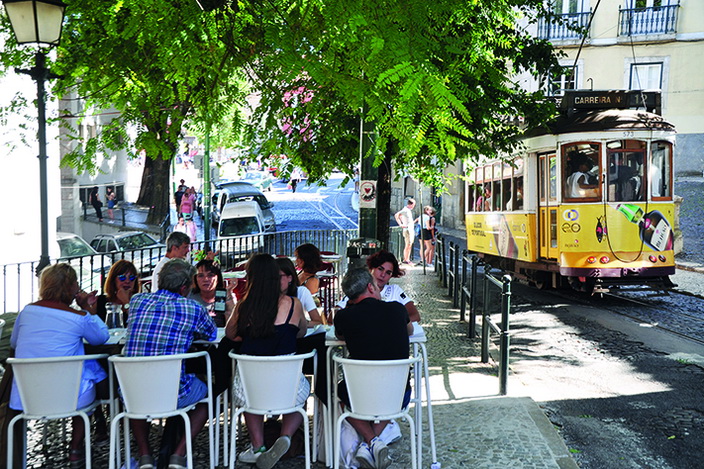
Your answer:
[218,201,266,238]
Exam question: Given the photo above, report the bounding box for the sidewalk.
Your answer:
[383,264,578,469]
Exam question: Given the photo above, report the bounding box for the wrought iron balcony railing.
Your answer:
[537,11,591,41]
[619,3,679,37]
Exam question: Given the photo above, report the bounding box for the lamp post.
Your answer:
[2,0,66,275]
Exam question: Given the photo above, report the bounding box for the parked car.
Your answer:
[55,232,112,291]
[90,231,165,276]
[212,181,276,232]
[239,170,274,191]
[216,201,267,265]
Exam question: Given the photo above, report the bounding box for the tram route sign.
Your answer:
[561,90,661,115]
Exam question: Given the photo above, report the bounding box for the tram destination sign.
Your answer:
[561,90,661,114]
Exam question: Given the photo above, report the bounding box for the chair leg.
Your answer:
[7,414,23,469]
[181,412,193,469]
[297,409,310,469]
[108,413,125,469]
[403,414,418,469]
[228,409,243,469]
[80,412,92,469]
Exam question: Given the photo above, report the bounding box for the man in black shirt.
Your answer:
[334,268,413,469]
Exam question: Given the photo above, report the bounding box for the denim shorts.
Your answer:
[178,377,207,408]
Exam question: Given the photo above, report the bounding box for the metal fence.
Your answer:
[537,11,591,40]
[0,229,358,314]
[437,235,513,395]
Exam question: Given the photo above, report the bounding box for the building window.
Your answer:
[629,63,663,90]
[546,66,578,96]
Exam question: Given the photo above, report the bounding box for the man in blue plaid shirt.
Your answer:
[125,258,217,469]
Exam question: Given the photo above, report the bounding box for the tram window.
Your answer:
[539,156,546,201]
[492,180,501,211]
[650,141,672,199]
[563,143,600,200]
[606,140,645,202]
[549,156,557,200]
[507,177,524,210]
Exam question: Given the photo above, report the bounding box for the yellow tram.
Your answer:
[465,90,676,292]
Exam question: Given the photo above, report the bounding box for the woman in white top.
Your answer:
[337,250,421,322]
[276,257,323,326]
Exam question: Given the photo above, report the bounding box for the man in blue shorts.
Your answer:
[124,259,217,469]
[334,268,414,469]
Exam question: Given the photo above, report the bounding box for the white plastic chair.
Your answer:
[332,356,421,469]
[6,353,109,469]
[107,351,214,469]
[228,350,316,469]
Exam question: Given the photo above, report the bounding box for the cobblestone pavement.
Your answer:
[21,264,576,469]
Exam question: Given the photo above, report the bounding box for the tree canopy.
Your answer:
[0,0,561,222]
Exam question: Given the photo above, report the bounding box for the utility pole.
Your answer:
[358,107,377,239]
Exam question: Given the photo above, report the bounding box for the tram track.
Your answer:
[303,187,357,230]
[547,286,704,346]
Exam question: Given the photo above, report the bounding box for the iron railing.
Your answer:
[438,236,513,395]
[537,11,591,40]
[0,229,357,314]
[619,3,679,36]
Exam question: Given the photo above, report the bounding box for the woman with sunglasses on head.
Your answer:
[96,259,141,325]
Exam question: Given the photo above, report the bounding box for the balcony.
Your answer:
[619,3,679,37]
[537,11,591,41]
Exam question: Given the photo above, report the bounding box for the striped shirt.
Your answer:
[125,289,217,401]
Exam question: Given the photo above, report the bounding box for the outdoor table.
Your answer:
[323,323,437,468]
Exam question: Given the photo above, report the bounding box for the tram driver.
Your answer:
[566,151,599,199]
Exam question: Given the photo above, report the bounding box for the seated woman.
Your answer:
[10,263,109,468]
[276,257,323,326]
[337,250,421,322]
[97,259,141,325]
[294,243,325,296]
[188,259,235,327]
[226,254,308,468]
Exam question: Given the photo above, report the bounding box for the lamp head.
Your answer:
[2,0,66,46]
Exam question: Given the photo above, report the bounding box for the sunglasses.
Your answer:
[118,274,137,282]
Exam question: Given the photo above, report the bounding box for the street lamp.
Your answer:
[2,0,66,275]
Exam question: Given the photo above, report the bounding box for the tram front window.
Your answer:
[651,141,672,199]
[606,140,645,202]
[564,144,599,200]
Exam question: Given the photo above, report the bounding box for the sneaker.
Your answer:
[239,445,266,464]
[370,437,391,469]
[137,454,154,469]
[256,435,290,469]
[93,430,109,448]
[354,442,375,469]
[379,419,402,445]
[167,454,187,469]
[69,449,85,469]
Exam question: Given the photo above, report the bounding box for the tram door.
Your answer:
[538,153,559,260]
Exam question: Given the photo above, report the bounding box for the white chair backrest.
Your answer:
[334,356,420,417]
[8,355,90,416]
[0,318,6,343]
[109,353,188,414]
[230,351,314,412]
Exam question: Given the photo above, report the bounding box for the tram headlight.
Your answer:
[658,254,667,262]
[599,256,610,264]
[586,256,597,264]
[648,255,658,263]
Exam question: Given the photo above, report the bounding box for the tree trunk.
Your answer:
[137,155,173,226]
[375,143,393,248]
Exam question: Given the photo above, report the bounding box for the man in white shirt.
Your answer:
[151,231,191,288]
[394,198,416,265]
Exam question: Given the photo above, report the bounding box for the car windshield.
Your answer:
[227,194,269,210]
[219,217,260,237]
[58,237,96,258]
[119,233,158,250]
